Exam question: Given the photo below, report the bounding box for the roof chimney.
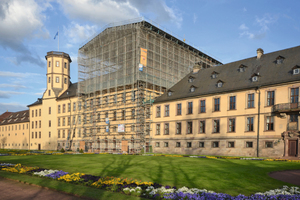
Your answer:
[193,62,202,74]
[257,48,264,59]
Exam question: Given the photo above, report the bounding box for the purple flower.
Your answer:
[45,170,68,179]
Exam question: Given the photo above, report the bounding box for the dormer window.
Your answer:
[167,91,172,96]
[276,56,285,64]
[252,76,258,82]
[239,64,247,72]
[211,71,218,79]
[190,86,196,92]
[188,76,194,83]
[292,65,300,75]
[293,68,300,75]
[217,80,223,88]
[251,73,259,82]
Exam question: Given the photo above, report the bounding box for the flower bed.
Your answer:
[1,163,38,173]
[1,162,300,199]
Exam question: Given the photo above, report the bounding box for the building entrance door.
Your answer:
[288,140,297,156]
[38,144,41,150]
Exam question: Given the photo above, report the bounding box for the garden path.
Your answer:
[0,177,85,200]
[269,170,300,186]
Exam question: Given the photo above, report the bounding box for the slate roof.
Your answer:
[27,98,42,107]
[154,45,300,104]
[57,82,78,100]
[0,110,29,125]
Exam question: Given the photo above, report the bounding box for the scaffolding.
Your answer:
[77,18,222,153]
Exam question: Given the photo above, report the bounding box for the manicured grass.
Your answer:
[0,154,300,196]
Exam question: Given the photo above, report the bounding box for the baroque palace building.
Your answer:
[0,19,299,157]
[151,46,300,158]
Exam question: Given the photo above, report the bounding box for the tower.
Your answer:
[44,51,72,99]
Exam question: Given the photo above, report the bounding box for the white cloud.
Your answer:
[0,90,25,98]
[243,7,247,12]
[0,0,50,67]
[0,71,41,78]
[58,0,182,27]
[239,24,249,31]
[239,14,277,40]
[255,14,276,32]
[58,0,139,24]
[0,102,27,113]
[0,84,27,90]
[64,22,98,44]
[193,13,197,24]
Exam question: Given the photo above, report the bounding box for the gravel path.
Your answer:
[0,177,84,200]
[269,170,300,186]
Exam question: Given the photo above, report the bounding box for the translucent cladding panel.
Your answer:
[148,59,153,67]
[148,43,153,51]
[147,67,153,76]
[126,51,133,60]
[139,72,146,81]
[140,39,146,49]
[147,51,153,59]
[110,79,116,87]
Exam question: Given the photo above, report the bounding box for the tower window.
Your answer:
[56,77,59,83]
[56,61,59,67]
[48,90,51,96]
[49,61,51,67]
[64,78,67,84]
[64,62,67,68]
[48,77,51,83]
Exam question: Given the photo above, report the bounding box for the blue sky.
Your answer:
[0,0,300,114]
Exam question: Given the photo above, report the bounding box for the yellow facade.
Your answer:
[0,110,30,149]
[151,47,300,158]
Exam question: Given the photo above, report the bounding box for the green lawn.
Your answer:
[0,154,299,197]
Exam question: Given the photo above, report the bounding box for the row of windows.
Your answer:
[67,124,150,136]
[0,124,28,132]
[31,131,51,139]
[3,143,44,147]
[31,109,41,118]
[158,89,299,117]
[155,116,275,135]
[82,92,138,110]
[31,121,41,129]
[58,103,76,113]
[77,109,150,124]
[3,143,29,147]
[31,120,52,128]
[0,133,25,137]
[48,77,68,84]
[155,141,273,148]
[48,61,69,69]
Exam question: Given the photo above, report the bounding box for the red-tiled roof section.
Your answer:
[0,112,13,122]
[0,110,29,125]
